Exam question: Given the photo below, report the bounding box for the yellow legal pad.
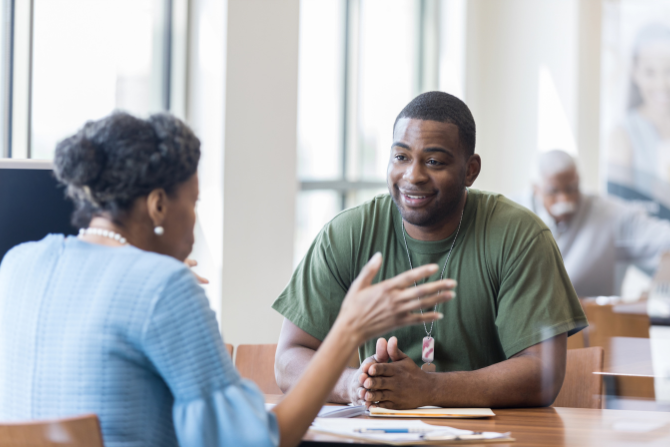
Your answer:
[369,407,495,418]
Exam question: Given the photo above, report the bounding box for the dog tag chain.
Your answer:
[400,204,464,373]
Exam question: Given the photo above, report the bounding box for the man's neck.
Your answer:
[403,190,468,241]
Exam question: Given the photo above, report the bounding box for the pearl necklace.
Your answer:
[78,227,128,245]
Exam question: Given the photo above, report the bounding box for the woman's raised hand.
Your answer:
[337,253,456,343]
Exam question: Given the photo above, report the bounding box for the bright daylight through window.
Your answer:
[294,0,445,265]
[31,0,166,160]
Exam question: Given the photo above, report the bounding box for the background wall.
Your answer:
[220,0,299,345]
[465,0,602,196]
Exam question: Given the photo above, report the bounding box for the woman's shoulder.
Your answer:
[4,234,192,288]
[94,242,195,293]
[0,234,66,270]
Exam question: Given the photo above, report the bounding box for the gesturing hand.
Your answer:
[184,258,209,284]
[363,336,433,410]
[337,253,456,344]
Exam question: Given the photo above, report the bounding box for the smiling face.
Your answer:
[388,118,480,237]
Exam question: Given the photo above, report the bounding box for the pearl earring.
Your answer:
[154,226,164,236]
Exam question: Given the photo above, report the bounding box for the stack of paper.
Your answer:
[310,418,512,445]
[316,405,367,418]
[369,406,495,418]
[264,402,366,418]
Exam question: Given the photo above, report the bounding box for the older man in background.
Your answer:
[517,149,670,297]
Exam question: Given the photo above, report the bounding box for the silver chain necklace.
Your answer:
[400,199,465,371]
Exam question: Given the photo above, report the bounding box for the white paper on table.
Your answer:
[264,403,366,418]
[369,406,495,418]
[310,417,509,444]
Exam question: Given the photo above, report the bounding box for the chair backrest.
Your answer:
[566,330,585,350]
[0,414,104,447]
[235,344,282,394]
[553,346,604,409]
[581,301,649,348]
[225,343,234,358]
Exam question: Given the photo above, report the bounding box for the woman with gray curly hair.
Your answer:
[0,112,453,447]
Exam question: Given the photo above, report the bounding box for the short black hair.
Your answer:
[54,111,201,227]
[393,91,476,156]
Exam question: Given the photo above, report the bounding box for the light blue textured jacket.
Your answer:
[0,235,278,447]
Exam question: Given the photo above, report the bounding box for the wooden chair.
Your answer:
[567,330,585,350]
[225,343,234,358]
[553,346,604,409]
[581,301,649,349]
[0,414,104,447]
[235,344,282,394]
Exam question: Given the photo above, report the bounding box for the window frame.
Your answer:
[297,0,441,211]
[1,0,188,160]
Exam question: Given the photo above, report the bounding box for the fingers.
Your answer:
[384,264,442,290]
[353,386,366,405]
[374,338,389,363]
[359,355,377,375]
[396,311,444,328]
[364,376,391,391]
[350,253,382,292]
[358,372,369,387]
[387,336,407,362]
[193,272,210,285]
[395,279,455,304]
[397,290,455,314]
[365,389,391,402]
[184,258,210,284]
[368,362,392,377]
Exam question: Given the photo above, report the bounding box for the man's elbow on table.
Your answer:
[510,335,567,408]
[274,319,322,394]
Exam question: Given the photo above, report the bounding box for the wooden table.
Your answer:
[266,395,670,446]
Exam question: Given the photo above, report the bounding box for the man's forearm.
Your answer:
[275,345,357,403]
[426,355,561,408]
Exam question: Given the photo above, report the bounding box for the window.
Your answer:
[2,0,180,160]
[0,1,10,157]
[294,0,446,265]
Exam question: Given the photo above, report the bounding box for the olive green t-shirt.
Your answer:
[273,189,587,372]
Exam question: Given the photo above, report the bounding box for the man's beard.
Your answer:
[391,184,465,228]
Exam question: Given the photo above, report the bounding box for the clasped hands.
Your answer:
[350,336,433,410]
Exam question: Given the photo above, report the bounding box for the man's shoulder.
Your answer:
[471,189,549,235]
[585,193,643,215]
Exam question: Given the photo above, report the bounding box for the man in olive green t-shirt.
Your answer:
[273,91,587,409]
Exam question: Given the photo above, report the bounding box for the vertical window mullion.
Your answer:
[169,0,189,120]
[1,0,13,157]
[343,0,360,209]
[10,0,32,159]
[150,0,172,112]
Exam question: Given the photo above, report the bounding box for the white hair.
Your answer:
[532,149,578,185]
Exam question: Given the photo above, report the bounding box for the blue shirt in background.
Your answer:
[0,235,278,447]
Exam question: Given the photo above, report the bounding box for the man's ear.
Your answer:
[146,188,168,228]
[464,154,481,187]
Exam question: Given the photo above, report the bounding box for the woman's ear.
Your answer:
[146,188,168,229]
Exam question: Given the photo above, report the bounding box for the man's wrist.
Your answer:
[423,370,443,407]
[335,366,357,403]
